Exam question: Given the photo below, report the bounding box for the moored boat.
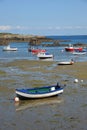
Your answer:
[15,83,64,99]
[65,44,83,52]
[29,47,46,54]
[72,51,86,55]
[58,59,74,65]
[37,52,53,59]
[3,45,18,51]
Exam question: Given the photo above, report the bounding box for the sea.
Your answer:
[0,35,87,62]
[47,35,87,44]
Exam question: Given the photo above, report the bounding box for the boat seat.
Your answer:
[51,87,55,91]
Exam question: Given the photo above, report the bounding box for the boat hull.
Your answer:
[31,49,46,54]
[15,85,63,99]
[3,48,18,51]
[58,61,74,65]
[65,47,83,52]
[37,53,53,59]
[38,56,53,59]
[72,51,86,55]
[3,45,18,51]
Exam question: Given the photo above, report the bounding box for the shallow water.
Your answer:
[0,42,87,63]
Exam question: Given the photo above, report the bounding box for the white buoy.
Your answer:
[61,49,64,52]
[74,79,78,83]
[81,80,83,83]
[14,97,19,102]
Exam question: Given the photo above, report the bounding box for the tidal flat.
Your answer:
[0,60,87,130]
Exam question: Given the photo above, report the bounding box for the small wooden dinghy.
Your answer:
[15,83,64,99]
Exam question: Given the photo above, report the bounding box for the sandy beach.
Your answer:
[0,60,87,130]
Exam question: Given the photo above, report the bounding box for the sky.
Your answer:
[0,0,87,36]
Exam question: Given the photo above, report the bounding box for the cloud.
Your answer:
[62,26,73,30]
[0,25,87,32]
[15,26,27,30]
[0,25,26,31]
[58,26,87,30]
[0,25,12,31]
[75,26,87,29]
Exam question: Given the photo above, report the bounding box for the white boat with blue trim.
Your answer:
[15,83,64,99]
[37,52,53,59]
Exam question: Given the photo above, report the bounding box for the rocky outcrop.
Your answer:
[0,33,87,47]
[0,33,53,45]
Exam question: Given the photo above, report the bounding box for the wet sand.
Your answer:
[0,60,87,130]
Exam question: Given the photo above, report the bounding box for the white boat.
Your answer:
[37,52,53,59]
[3,45,18,51]
[72,51,86,55]
[15,83,64,99]
[58,60,74,65]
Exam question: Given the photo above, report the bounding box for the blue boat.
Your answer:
[15,83,64,99]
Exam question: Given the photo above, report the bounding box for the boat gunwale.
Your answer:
[16,85,63,95]
[16,89,63,99]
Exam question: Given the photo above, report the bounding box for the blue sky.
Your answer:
[0,0,87,35]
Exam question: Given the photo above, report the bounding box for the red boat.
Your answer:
[28,47,46,54]
[65,44,83,52]
[31,48,46,54]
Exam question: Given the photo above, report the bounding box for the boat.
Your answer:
[72,51,86,55]
[29,47,46,54]
[37,52,53,59]
[3,45,18,51]
[58,60,74,65]
[65,44,83,52]
[15,83,64,99]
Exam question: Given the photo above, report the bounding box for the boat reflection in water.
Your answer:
[15,97,63,111]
